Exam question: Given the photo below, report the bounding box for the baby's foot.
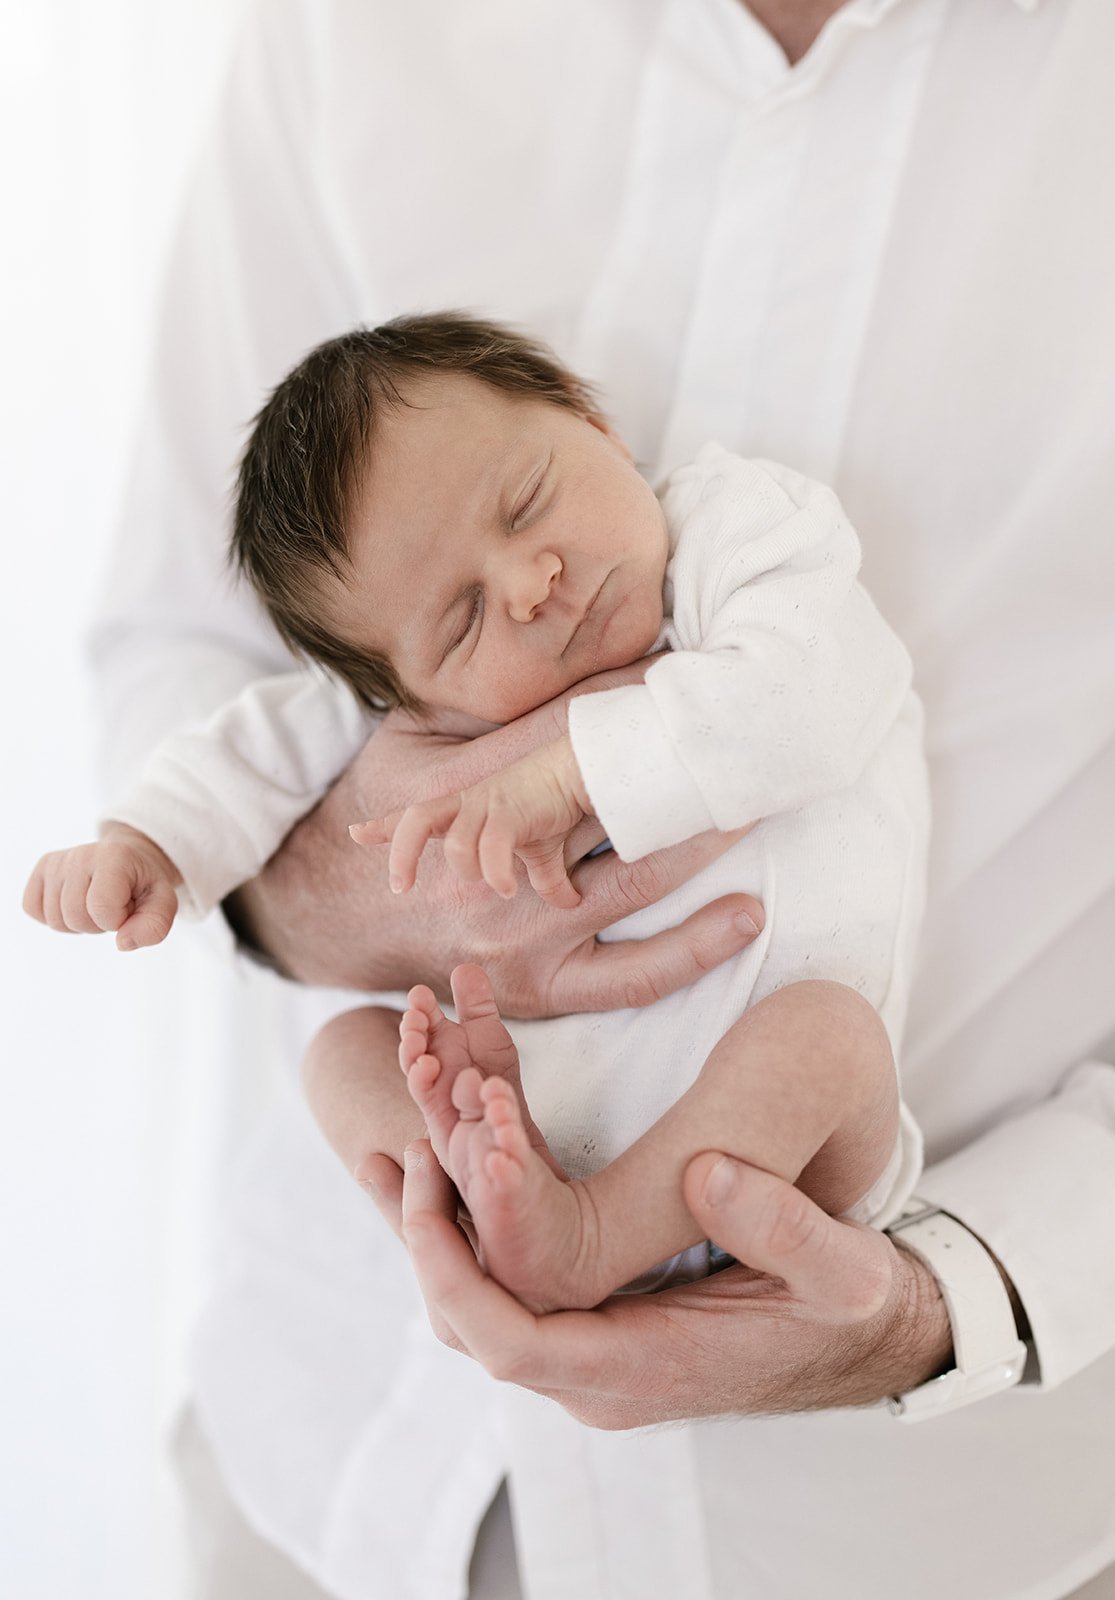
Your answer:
[446,1072,603,1313]
[399,964,559,1177]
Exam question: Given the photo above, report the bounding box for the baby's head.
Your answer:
[232,313,669,726]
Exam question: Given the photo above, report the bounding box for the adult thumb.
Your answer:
[682,1154,893,1324]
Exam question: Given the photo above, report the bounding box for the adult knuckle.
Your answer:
[430,1320,464,1354]
[579,1401,628,1432]
[617,972,657,1010]
[853,1249,893,1320]
[762,1185,821,1260]
[484,1343,535,1386]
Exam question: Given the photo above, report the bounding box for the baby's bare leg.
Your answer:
[302,1006,425,1180]
[456,979,898,1312]
[575,980,899,1296]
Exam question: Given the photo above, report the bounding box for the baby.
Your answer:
[25,314,928,1312]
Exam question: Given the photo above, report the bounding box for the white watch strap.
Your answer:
[886,1198,1028,1422]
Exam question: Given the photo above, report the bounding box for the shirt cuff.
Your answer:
[568,684,716,861]
[917,1072,1115,1390]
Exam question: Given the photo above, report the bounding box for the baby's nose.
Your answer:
[506,551,562,623]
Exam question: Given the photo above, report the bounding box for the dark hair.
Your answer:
[231,312,597,712]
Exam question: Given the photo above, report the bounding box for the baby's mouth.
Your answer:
[562,572,611,658]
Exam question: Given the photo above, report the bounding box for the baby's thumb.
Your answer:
[523,842,581,910]
[116,880,179,951]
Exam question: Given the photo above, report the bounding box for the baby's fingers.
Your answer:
[28,852,93,933]
[349,818,392,847]
[519,840,582,911]
[85,856,144,934]
[476,816,519,900]
[388,797,463,893]
[21,862,48,924]
[114,878,179,951]
[63,867,107,933]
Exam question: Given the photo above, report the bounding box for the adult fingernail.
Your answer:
[734,910,760,936]
[701,1156,739,1207]
[403,1146,422,1172]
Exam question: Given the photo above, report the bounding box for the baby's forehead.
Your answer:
[351,374,556,512]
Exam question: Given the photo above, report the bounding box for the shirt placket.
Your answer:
[659,0,946,486]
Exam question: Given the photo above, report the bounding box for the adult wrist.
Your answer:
[885,1199,1029,1421]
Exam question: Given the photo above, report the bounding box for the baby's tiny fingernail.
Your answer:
[701,1156,739,1207]
[389,875,403,894]
[118,936,135,952]
[403,1146,423,1172]
[734,910,761,936]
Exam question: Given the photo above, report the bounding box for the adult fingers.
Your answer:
[402,1182,630,1392]
[399,1141,473,1351]
[358,1151,405,1239]
[547,893,764,1013]
[360,1147,463,1356]
[575,823,756,924]
[682,1156,893,1324]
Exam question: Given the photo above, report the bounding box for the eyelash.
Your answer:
[451,589,482,653]
[513,478,542,525]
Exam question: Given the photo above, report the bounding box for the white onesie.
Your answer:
[112,448,930,1257]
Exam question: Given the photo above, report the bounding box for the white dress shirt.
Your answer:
[90,3,1115,1597]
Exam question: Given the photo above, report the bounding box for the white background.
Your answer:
[1,4,251,1595]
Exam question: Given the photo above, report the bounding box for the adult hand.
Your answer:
[227,661,763,1016]
[365,1143,953,1427]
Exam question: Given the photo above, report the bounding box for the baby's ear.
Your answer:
[584,410,634,463]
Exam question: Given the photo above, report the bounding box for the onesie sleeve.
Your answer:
[105,669,375,918]
[568,450,914,861]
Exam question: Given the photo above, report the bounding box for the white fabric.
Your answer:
[89,2,1115,1598]
[111,666,373,919]
[570,450,915,861]
[108,445,928,1258]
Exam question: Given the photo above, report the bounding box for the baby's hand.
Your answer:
[23,823,182,951]
[350,736,592,909]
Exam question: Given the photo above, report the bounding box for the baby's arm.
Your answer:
[24,669,370,952]
[351,734,592,909]
[568,452,916,863]
[112,666,374,918]
[355,455,914,903]
[23,823,182,950]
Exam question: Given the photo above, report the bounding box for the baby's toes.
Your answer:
[398,1008,431,1071]
[404,1052,443,1111]
[481,1080,530,1155]
[450,1067,485,1121]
